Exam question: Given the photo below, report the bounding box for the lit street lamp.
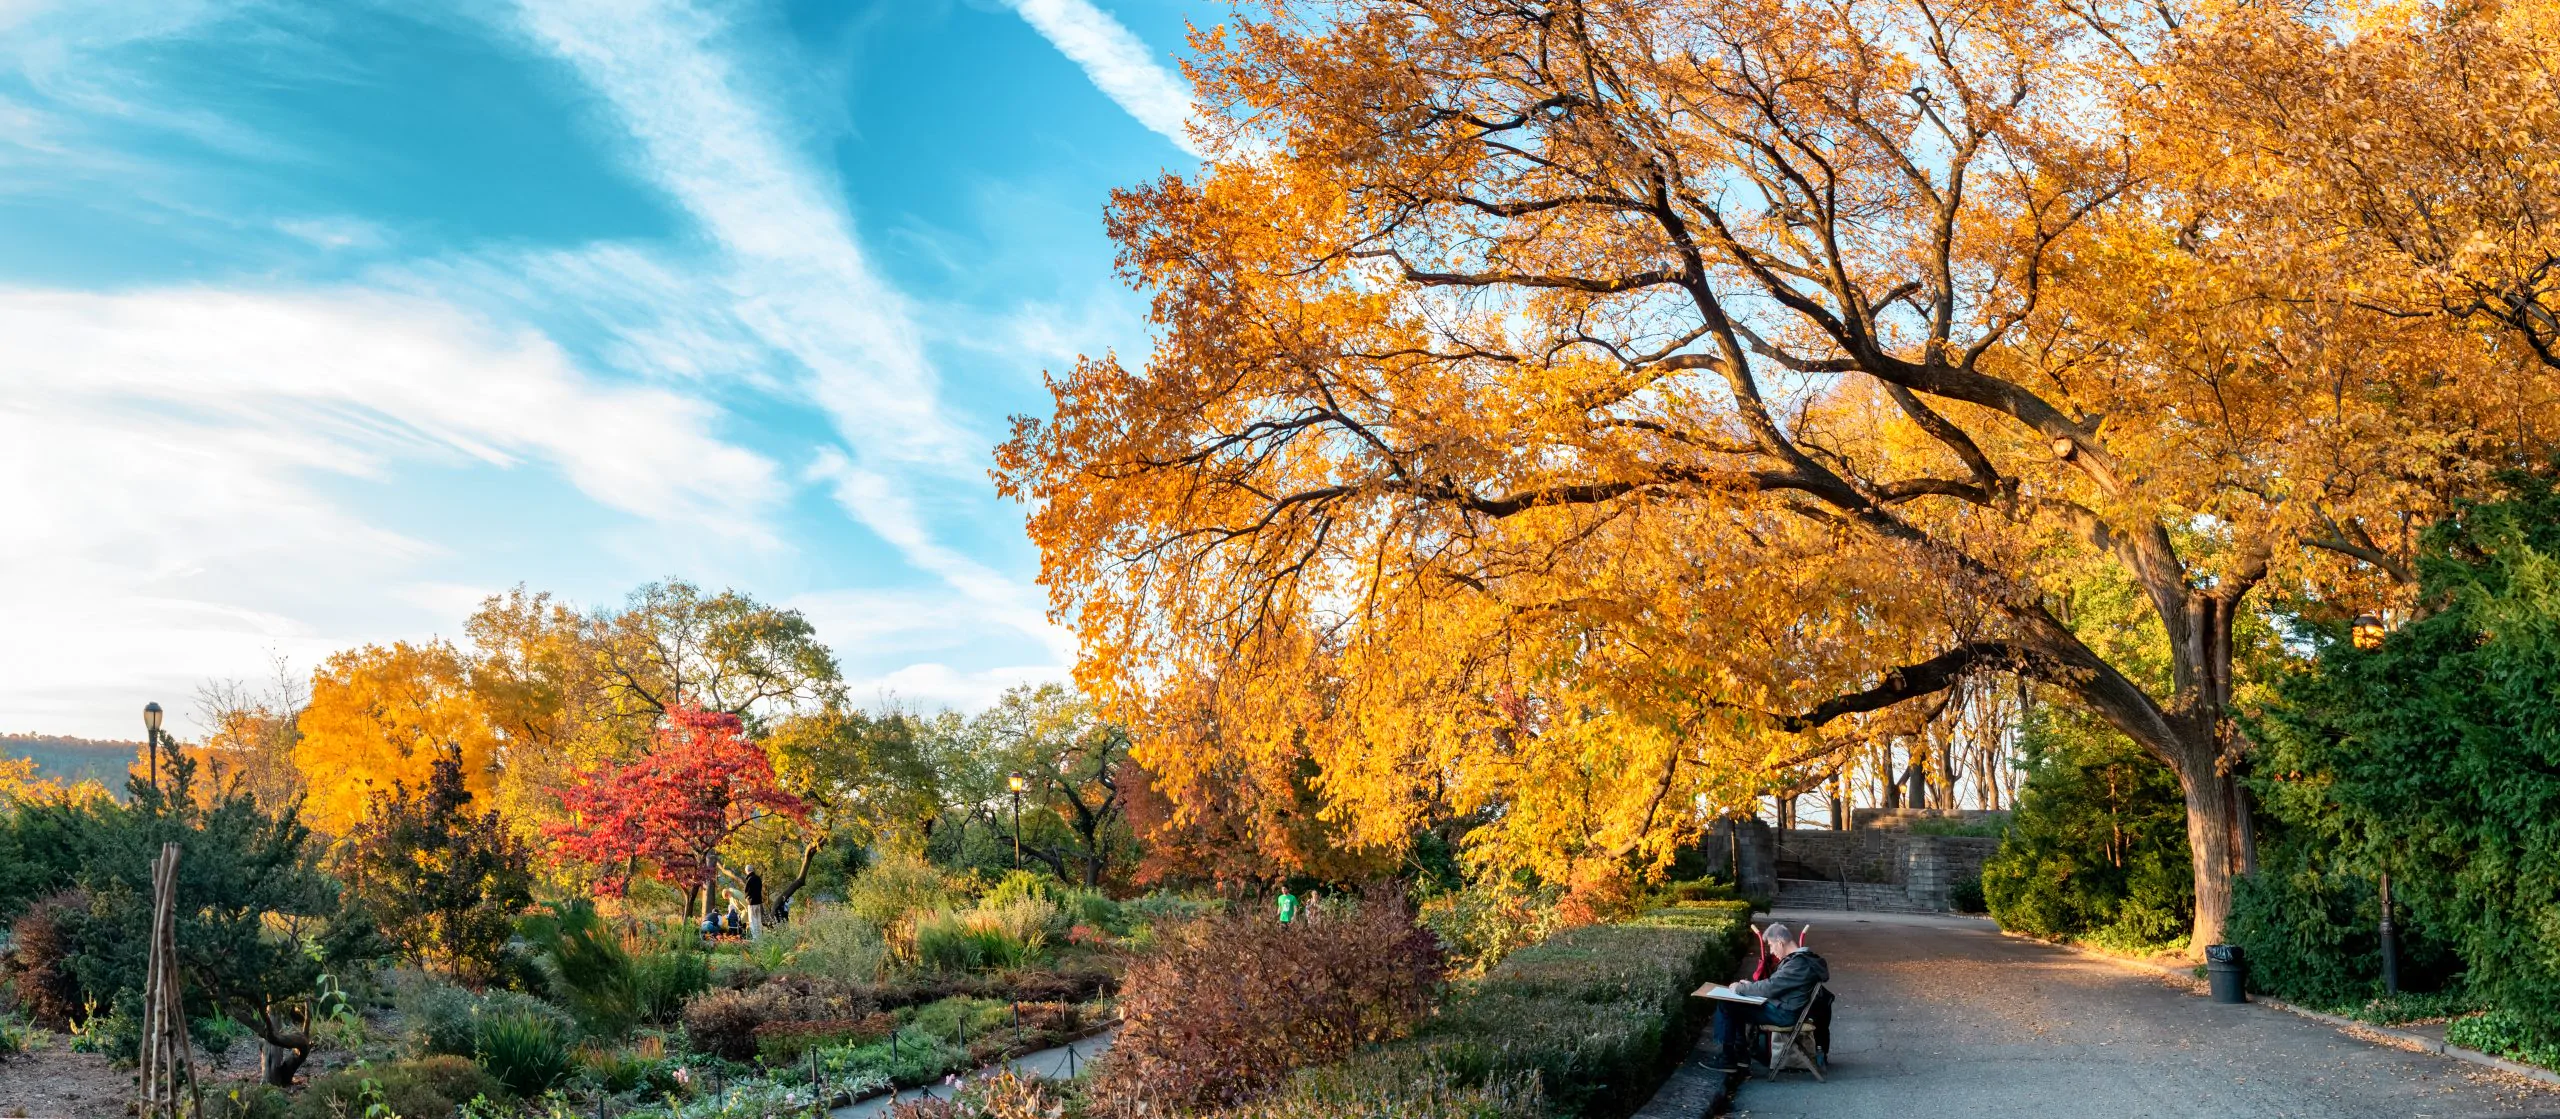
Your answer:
[143,701,164,798]
[1007,771,1028,871]
[2351,613,2387,651]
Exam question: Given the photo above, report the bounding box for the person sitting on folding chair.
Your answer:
[1710,923,1829,1077]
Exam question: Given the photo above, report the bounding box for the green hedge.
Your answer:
[1319,910,1752,1118]
[2243,476,2560,1053]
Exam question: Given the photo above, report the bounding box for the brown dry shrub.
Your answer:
[680,986,781,1062]
[681,974,878,1062]
[5,890,89,1028]
[752,1011,900,1063]
[1089,892,1442,1114]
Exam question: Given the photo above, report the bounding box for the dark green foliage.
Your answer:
[630,942,711,1025]
[1982,707,2192,946]
[2247,475,2560,1049]
[2224,843,2406,1005]
[1949,872,1987,914]
[397,980,574,1059]
[2447,1007,2560,1071]
[339,747,533,985]
[517,898,639,1037]
[472,1004,574,1096]
[1335,912,1753,1118]
[296,1055,507,1119]
[26,741,378,1083]
[0,799,84,921]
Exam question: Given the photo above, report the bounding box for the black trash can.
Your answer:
[2205,944,2248,1003]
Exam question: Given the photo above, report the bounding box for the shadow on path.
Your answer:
[1637,910,2559,1119]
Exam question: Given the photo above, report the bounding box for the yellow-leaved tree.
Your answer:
[997,0,2560,943]
[294,640,501,835]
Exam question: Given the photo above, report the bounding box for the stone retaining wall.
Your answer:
[1774,829,2001,911]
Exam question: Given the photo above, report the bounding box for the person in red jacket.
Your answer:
[1710,923,1829,1075]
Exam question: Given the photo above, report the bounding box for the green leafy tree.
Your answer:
[944,686,1137,888]
[2246,476,2560,1042]
[49,738,380,1084]
[749,707,944,913]
[1982,706,2195,947]
[340,746,534,984]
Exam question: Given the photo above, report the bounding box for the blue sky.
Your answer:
[0,0,1207,740]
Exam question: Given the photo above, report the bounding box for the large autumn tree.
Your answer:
[999,0,2559,943]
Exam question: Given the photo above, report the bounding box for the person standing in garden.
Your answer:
[744,864,765,939]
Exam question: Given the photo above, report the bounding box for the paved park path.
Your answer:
[1640,909,2560,1119]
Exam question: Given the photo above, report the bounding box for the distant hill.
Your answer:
[2,733,138,797]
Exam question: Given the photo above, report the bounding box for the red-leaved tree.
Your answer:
[547,706,807,906]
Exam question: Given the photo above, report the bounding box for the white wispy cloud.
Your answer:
[508,0,969,470]
[0,284,784,737]
[1001,0,1201,157]
[505,0,1074,673]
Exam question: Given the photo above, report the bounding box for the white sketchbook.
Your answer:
[1697,984,1767,1005]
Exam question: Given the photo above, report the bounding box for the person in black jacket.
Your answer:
[743,866,766,939]
[1710,923,1828,1075]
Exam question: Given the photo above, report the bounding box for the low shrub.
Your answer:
[399,981,573,1059]
[1094,892,1443,1113]
[2447,1007,2560,1072]
[981,870,1054,909]
[909,904,1048,973]
[1339,910,1752,1118]
[680,975,876,1062]
[755,1012,899,1064]
[204,1084,294,1119]
[1657,877,1743,904]
[1421,882,1566,978]
[1243,1066,1546,1119]
[473,1005,573,1097]
[681,985,783,1062]
[631,945,710,1025]
[0,1011,31,1057]
[846,851,968,930]
[769,904,889,984]
[4,889,87,1028]
[518,899,639,1037]
[295,1055,506,1119]
[576,1034,684,1094]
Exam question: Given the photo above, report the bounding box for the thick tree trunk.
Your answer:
[768,841,823,920]
[2171,742,2240,949]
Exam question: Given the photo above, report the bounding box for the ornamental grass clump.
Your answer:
[1092,891,1443,1114]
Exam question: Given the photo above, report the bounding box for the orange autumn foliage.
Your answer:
[293,640,501,835]
[996,0,2560,947]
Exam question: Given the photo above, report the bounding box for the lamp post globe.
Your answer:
[142,701,164,796]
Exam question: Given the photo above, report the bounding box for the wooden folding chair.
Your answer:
[1758,983,1826,1082]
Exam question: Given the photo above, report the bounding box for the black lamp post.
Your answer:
[2379,868,2400,995]
[142,701,164,797]
[2350,612,2400,992]
[1007,771,1027,871]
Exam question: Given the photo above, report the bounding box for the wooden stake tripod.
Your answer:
[139,843,201,1119]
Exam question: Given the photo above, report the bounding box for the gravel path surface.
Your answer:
[1643,909,2560,1119]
